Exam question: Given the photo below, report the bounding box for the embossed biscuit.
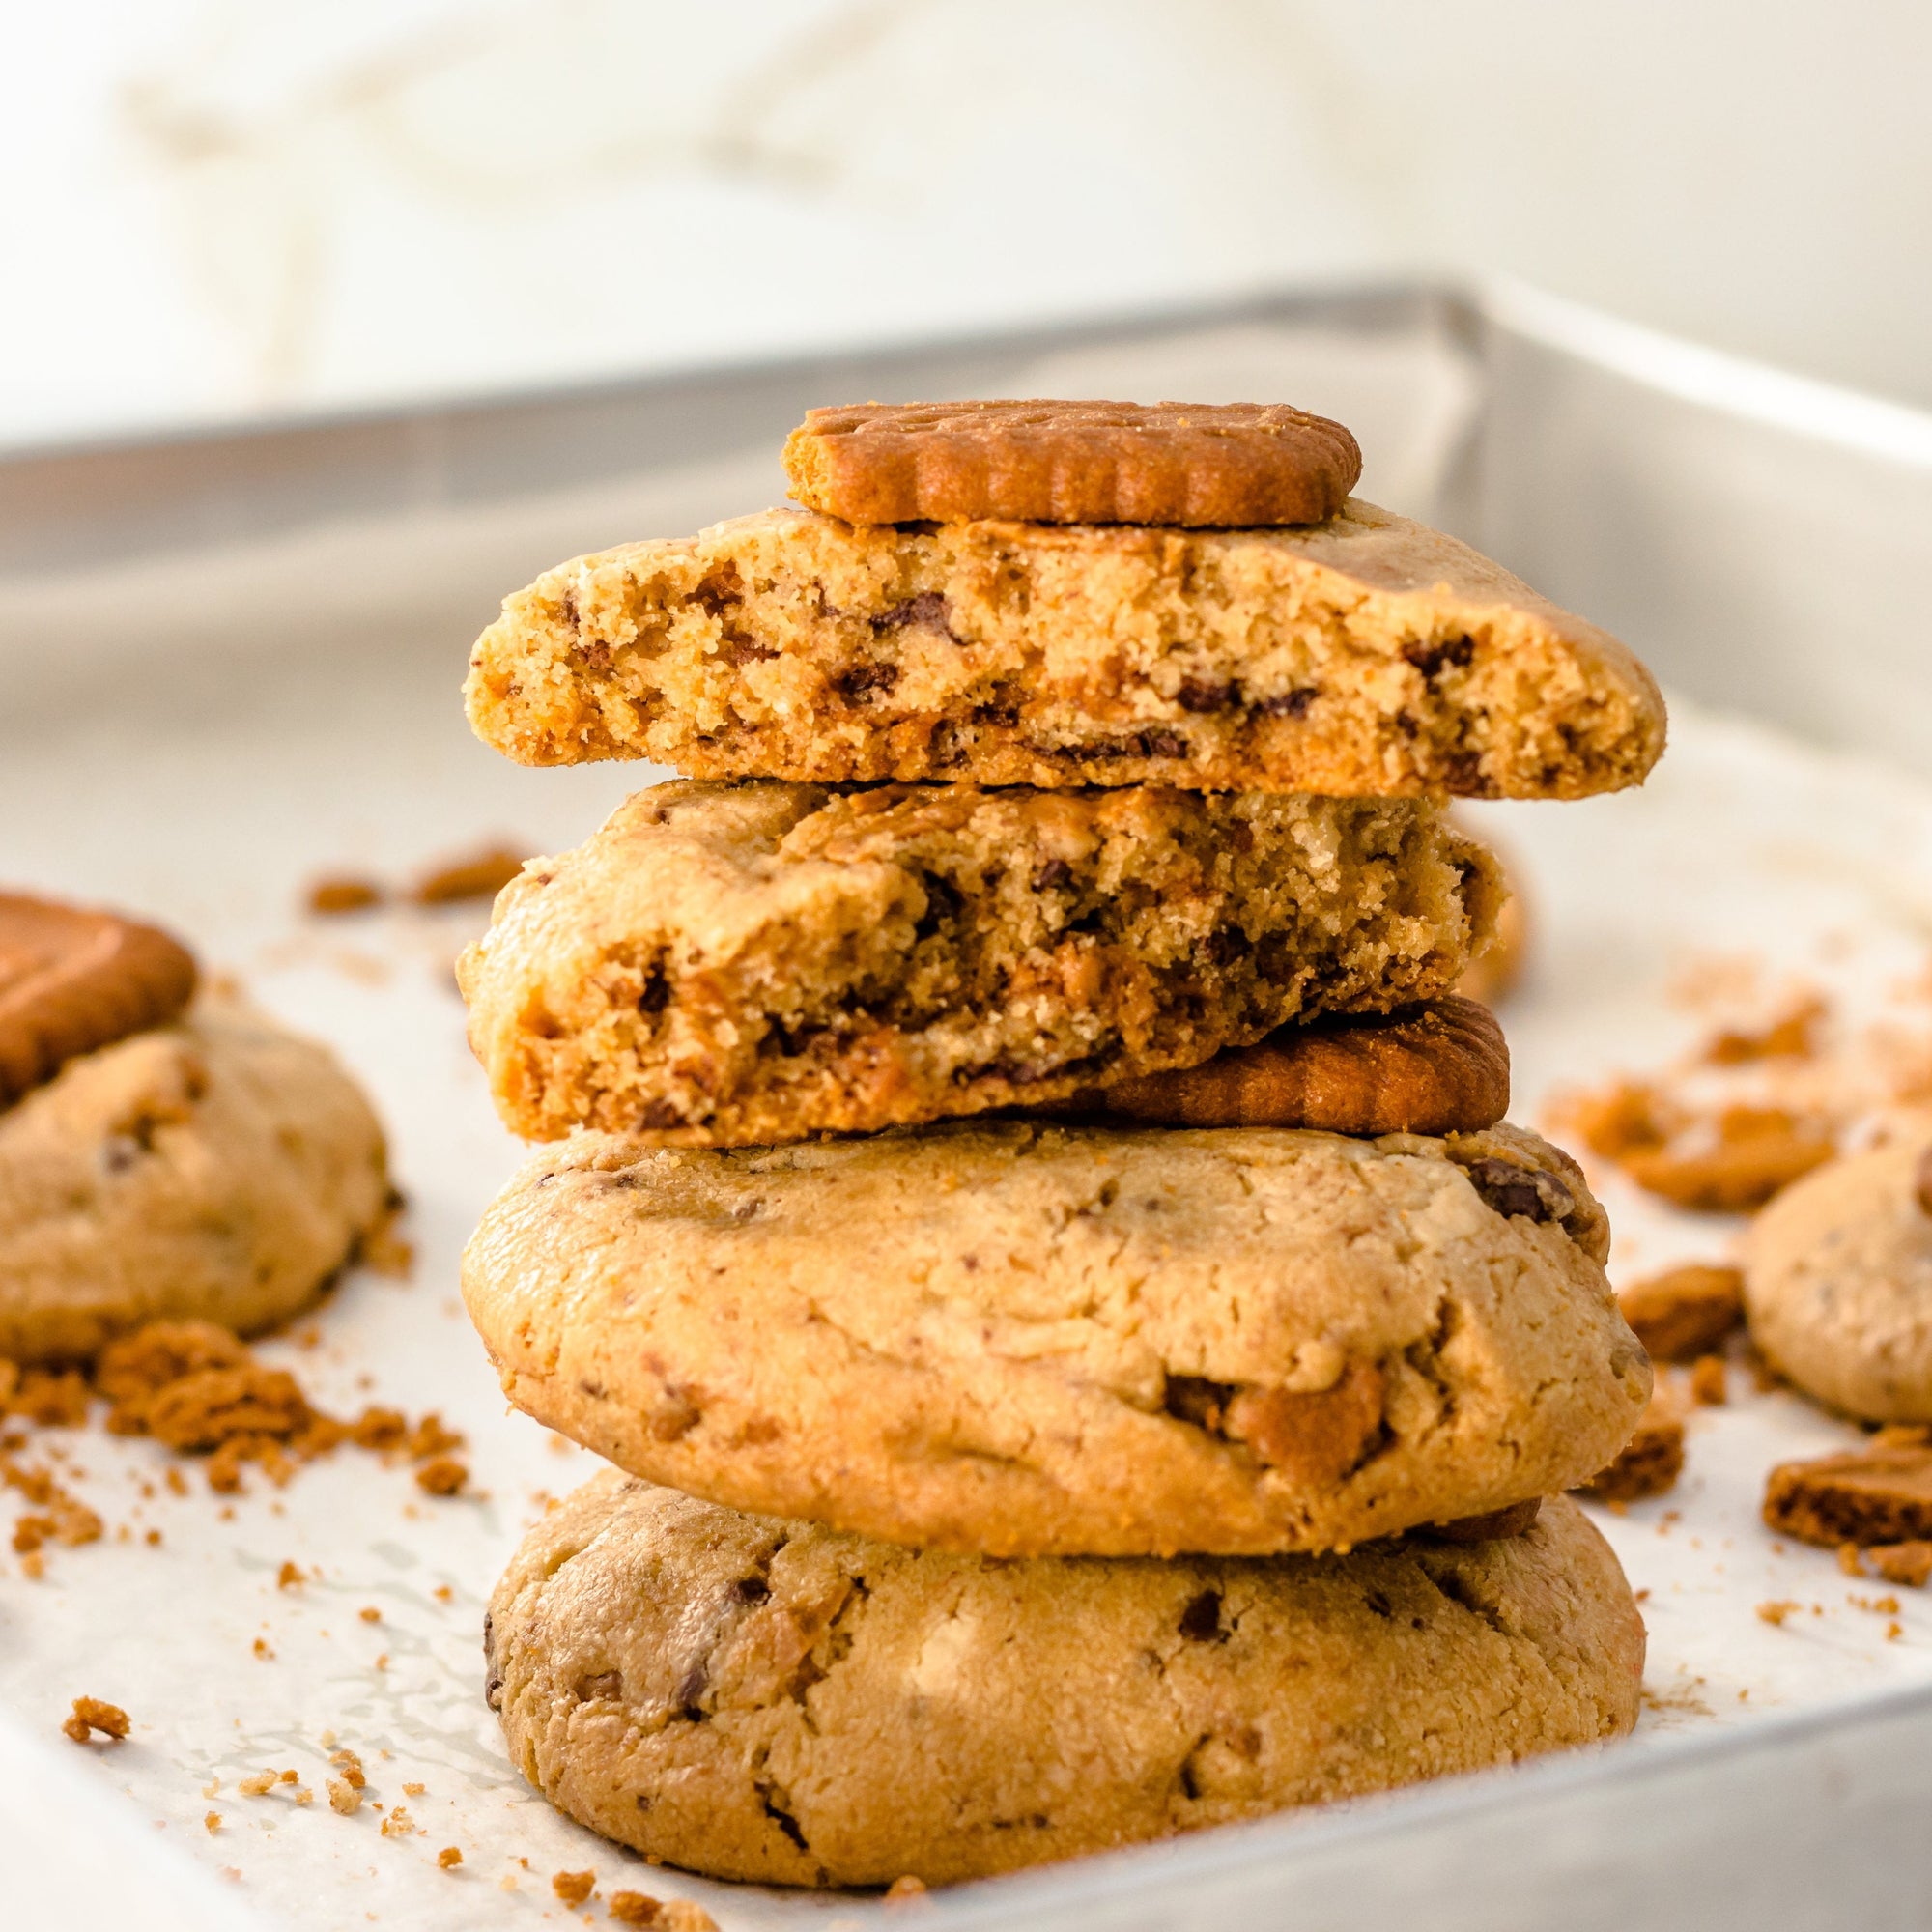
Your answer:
[0,895,197,1109]
[781,399,1363,527]
[487,1476,1644,1889]
[465,503,1666,798]
[456,781,1499,1146]
[0,999,390,1361]
[462,1119,1647,1557]
[1047,996,1508,1136]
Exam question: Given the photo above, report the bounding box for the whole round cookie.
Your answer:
[464,1119,1648,1555]
[0,1000,390,1361]
[487,1474,1644,1889]
[1744,1127,1932,1422]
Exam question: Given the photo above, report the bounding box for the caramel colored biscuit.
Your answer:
[781,399,1362,527]
[457,781,1498,1146]
[463,1120,1646,1557]
[0,895,197,1109]
[1763,1443,1932,1548]
[1617,1264,1745,1363]
[487,1477,1642,1889]
[464,504,1667,800]
[1577,1390,1684,1503]
[1049,996,1508,1137]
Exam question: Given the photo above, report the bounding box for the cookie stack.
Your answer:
[456,401,1664,1889]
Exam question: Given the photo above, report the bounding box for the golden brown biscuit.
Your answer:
[0,894,197,1109]
[486,1476,1644,1888]
[462,1119,1648,1557]
[1048,996,1508,1136]
[464,503,1667,799]
[1763,1442,1932,1548]
[781,399,1362,526]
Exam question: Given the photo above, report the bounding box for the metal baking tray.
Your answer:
[4,280,1932,1932]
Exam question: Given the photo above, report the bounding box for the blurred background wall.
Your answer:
[9,0,1929,447]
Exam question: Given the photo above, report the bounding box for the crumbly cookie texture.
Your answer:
[456,780,1499,1146]
[781,400,1362,527]
[487,1475,1644,1889]
[1744,1130,1932,1423]
[463,502,1665,798]
[0,1001,390,1362]
[463,1120,1645,1556]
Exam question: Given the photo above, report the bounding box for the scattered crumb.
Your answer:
[277,1560,305,1590]
[380,1807,418,1839]
[62,1696,129,1745]
[433,1584,453,1603]
[553,1870,596,1906]
[278,1769,298,1785]
[413,845,526,905]
[306,876,384,916]
[886,1873,930,1904]
[609,1893,660,1927]
[1850,1593,1903,1615]
[253,1638,274,1661]
[414,1456,468,1497]
[1756,1600,1800,1627]
[662,1901,719,1930]
[402,1781,425,1798]
[1889,1620,1905,1640]
[437,1846,462,1870]
[1869,1541,1932,1587]
[360,1606,383,1623]
[238,1772,278,1797]
[1689,1354,1728,1406]
[328,1778,364,1816]
[205,1812,221,1833]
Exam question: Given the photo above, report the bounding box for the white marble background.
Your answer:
[7,0,1931,448]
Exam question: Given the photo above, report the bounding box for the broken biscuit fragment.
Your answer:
[1764,1443,1932,1548]
[1577,1391,1684,1503]
[62,1695,129,1744]
[1617,1264,1744,1363]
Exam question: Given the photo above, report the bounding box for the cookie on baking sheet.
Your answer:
[486,1474,1643,1889]
[463,1120,1647,1556]
[456,780,1499,1146]
[781,399,1363,527]
[1743,1128,1932,1422]
[1046,995,1509,1137]
[0,1000,390,1361]
[464,502,1666,799]
[1,894,197,1109]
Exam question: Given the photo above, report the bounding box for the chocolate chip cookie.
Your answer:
[0,999,390,1361]
[486,1474,1644,1888]
[463,1120,1647,1555]
[464,502,1665,798]
[456,780,1500,1146]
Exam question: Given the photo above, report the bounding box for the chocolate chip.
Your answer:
[871,590,953,636]
[1178,1589,1226,1642]
[1200,926,1250,966]
[675,1662,708,1719]
[1032,858,1073,891]
[1177,677,1236,713]
[1257,688,1316,718]
[1404,634,1477,677]
[692,567,742,618]
[832,662,900,701]
[1463,1157,1576,1224]
[1163,1375,1234,1433]
[1140,729,1189,760]
[638,966,670,1014]
[728,1575,770,1605]
[915,870,964,942]
[635,1098,686,1130]
[646,1391,702,1441]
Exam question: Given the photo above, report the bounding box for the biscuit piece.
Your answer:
[1744,1135,1932,1422]
[464,1120,1646,1556]
[781,400,1362,527]
[1,895,197,1109]
[488,1476,1644,1888]
[1048,996,1508,1137]
[1577,1390,1684,1503]
[0,1001,389,1361]
[465,503,1665,799]
[1763,1444,1932,1548]
[1618,1264,1744,1364]
[457,781,1498,1146]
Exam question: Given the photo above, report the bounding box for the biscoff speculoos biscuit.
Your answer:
[781,399,1363,527]
[462,1119,1648,1557]
[464,502,1665,799]
[456,780,1500,1147]
[1048,994,1509,1137]
[486,1475,1643,1888]
[0,894,198,1109]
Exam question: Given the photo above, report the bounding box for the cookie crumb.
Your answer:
[552,1869,595,1906]
[886,1873,930,1903]
[413,846,526,905]
[253,1637,274,1661]
[276,1560,305,1589]
[414,1456,468,1497]
[437,1846,462,1870]
[204,1811,222,1833]
[327,1778,364,1815]
[307,876,384,916]
[238,1772,278,1797]
[380,1806,418,1838]
[661,1902,719,1931]
[609,1893,660,1926]
[61,1696,129,1744]
[1689,1355,1728,1406]
[402,1781,425,1797]
[1756,1600,1800,1627]
[1869,1540,1932,1587]
[359,1606,383,1623]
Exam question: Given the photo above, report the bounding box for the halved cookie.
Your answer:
[487,1474,1644,1888]
[463,1119,1648,1556]
[456,780,1500,1145]
[464,502,1664,798]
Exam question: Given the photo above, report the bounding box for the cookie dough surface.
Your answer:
[457,780,1499,1145]
[1744,1128,1932,1422]
[487,1475,1644,1889]
[464,1119,1647,1555]
[463,502,1665,798]
[0,1002,390,1361]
